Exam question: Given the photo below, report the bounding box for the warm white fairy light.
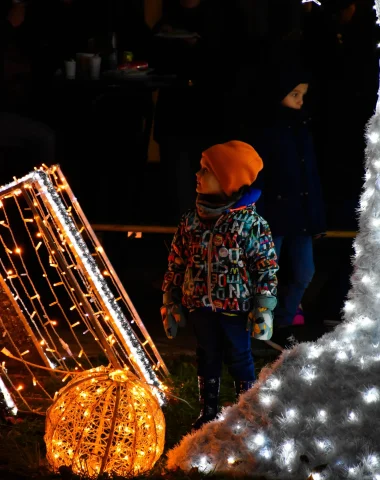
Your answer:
[0,170,165,404]
[40,176,165,403]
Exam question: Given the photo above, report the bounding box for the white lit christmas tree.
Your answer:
[166,3,380,479]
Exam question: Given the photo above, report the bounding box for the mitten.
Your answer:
[161,290,186,339]
[247,295,277,341]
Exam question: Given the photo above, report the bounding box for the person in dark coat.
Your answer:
[247,67,326,330]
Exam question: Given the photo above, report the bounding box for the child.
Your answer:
[249,68,326,337]
[161,140,278,430]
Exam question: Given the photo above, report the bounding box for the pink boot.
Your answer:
[292,305,305,326]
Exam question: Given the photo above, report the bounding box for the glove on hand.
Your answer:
[161,290,186,339]
[247,295,277,341]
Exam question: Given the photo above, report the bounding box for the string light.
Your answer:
[45,367,165,477]
[0,166,168,413]
[302,0,321,5]
[166,3,380,473]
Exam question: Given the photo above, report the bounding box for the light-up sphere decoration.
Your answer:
[44,366,165,478]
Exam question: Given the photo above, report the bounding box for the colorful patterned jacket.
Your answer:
[162,189,278,313]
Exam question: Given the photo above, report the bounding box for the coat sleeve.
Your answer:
[162,216,188,293]
[246,217,278,297]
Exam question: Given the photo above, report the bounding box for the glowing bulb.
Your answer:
[286,409,297,420]
[253,433,265,447]
[318,410,327,422]
[367,454,378,467]
[260,395,274,406]
[344,301,355,312]
[308,345,323,359]
[280,440,296,467]
[260,447,272,459]
[300,365,317,382]
[267,377,281,390]
[361,316,373,327]
[348,466,358,476]
[311,473,322,480]
[345,323,356,333]
[363,387,380,403]
[316,439,332,452]
[14,248,21,254]
[227,457,235,465]
[362,274,371,284]
[337,351,348,361]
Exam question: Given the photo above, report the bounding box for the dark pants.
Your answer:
[190,309,255,381]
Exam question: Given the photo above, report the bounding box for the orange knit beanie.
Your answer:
[202,141,263,196]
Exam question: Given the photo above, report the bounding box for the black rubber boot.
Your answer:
[234,380,255,399]
[191,376,220,431]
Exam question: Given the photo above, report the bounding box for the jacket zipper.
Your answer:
[207,217,224,312]
[207,232,215,311]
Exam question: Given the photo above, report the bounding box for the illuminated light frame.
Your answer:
[0,168,167,405]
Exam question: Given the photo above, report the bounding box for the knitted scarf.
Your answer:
[196,192,241,221]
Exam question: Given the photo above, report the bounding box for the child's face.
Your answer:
[281,83,309,110]
[196,158,223,195]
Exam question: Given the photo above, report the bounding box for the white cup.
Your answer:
[64,60,76,80]
[90,56,102,80]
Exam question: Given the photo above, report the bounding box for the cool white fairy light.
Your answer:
[165,1,380,475]
[363,387,380,403]
[302,0,321,5]
[253,433,266,447]
[0,376,17,415]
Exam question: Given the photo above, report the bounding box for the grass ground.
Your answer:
[0,355,277,480]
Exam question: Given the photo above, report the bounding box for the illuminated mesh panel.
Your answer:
[0,166,168,413]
